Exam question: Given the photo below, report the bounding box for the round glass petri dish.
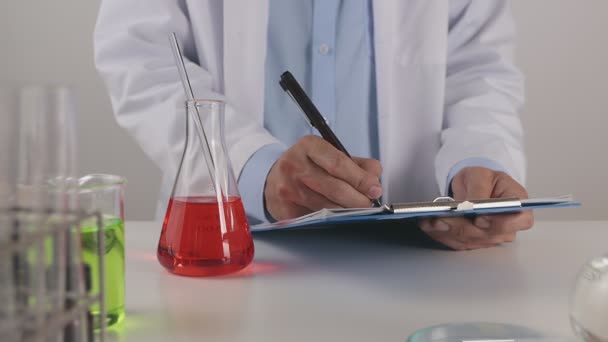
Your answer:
[407,322,550,342]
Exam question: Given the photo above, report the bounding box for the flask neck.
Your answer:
[186,101,226,151]
[172,100,240,201]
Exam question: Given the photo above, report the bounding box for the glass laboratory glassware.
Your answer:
[570,254,608,342]
[0,87,16,207]
[78,174,126,328]
[7,85,90,341]
[157,100,254,277]
[0,87,18,341]
[407,322,545,342]
[18,86,79,337]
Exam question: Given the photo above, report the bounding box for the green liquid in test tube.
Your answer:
[81,216,126,328]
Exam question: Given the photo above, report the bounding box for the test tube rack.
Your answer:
[0,206,107,342]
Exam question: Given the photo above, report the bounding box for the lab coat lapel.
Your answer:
[372,0,399,200]
[372,1,447,201]
[223,0,269,122]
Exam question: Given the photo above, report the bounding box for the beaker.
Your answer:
[78,174,126,327]
[157,100,254,277]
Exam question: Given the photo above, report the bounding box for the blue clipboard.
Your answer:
[251,196,581,232]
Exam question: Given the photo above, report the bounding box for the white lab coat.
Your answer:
[94,0,525,219]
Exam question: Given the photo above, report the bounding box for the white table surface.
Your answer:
[109,220,607,341]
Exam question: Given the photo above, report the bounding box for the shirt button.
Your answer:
[318,43,330,55]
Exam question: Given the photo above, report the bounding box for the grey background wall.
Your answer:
[512,1,608,220]
[1,1,606,220]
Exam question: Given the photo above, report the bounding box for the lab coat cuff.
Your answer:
[445,157,508,197]
[238,143,287,224]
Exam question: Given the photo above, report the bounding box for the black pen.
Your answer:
[279,71,382,208]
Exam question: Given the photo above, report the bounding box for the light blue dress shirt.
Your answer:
[238,0,506,224]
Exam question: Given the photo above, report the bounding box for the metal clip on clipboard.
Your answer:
[390,197,522,214]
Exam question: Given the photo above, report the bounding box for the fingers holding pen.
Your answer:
[298,164,374,208]
[304,136,383,200]
[353,157,383,178]
[264,135,384,221]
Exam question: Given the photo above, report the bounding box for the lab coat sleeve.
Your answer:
[93,1,280,194]
[435,0,526,195]
[238,143,287,224]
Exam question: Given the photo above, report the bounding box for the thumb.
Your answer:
[453,167,496,200]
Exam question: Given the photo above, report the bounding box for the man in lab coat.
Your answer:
[94,0,533,250]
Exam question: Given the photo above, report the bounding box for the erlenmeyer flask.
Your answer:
[157,100,254,277]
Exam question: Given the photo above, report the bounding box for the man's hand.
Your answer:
[419,167,534,250]
[264,135,383,221]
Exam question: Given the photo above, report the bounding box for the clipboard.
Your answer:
[251,195,581,232]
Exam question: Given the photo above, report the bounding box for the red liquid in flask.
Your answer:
[157,196,254,277]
